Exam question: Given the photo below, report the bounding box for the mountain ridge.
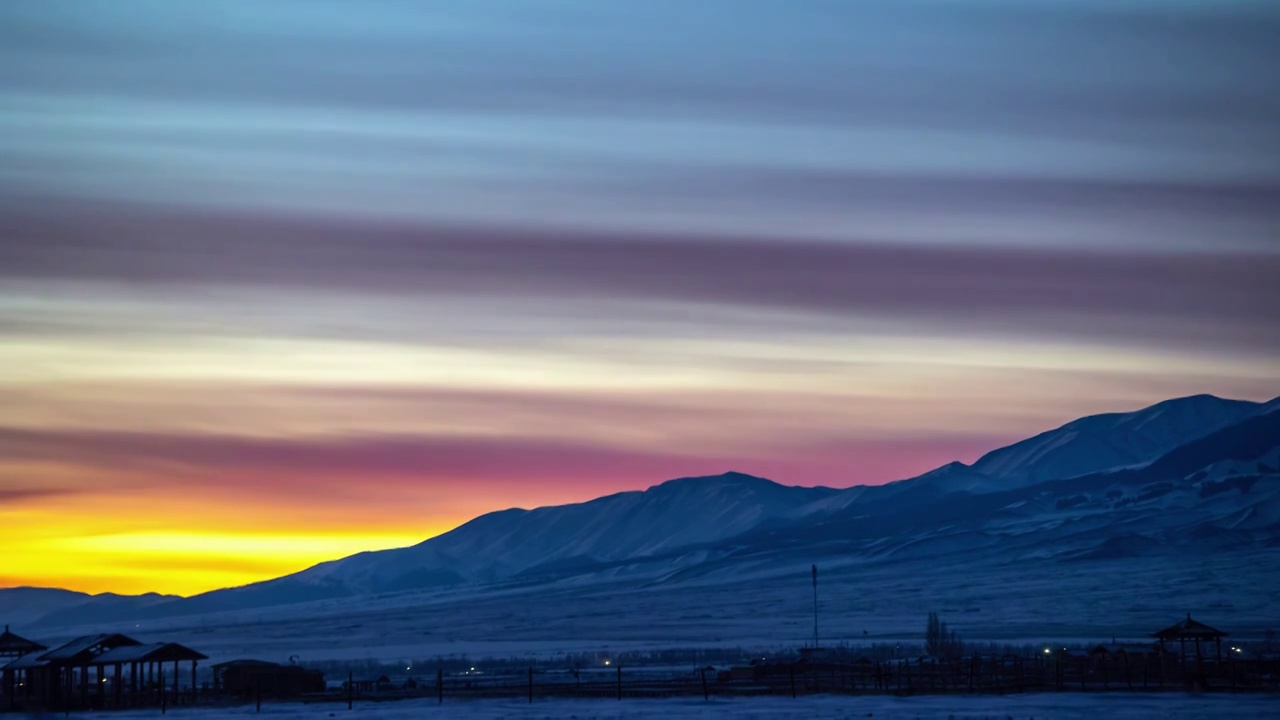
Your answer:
[5,393,1277,630]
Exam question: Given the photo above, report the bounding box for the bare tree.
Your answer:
[925,611,963,658]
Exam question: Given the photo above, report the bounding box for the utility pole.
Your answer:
[811,564,819,649]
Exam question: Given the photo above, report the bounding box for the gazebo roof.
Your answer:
[2,653,49,671]
[0,625,47,656]
[93,642,208,666]
[1152,613,1228,640]
[40,633,141,663]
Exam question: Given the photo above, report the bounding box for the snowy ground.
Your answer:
[55,548,1276,668]
[38,692,1280,719]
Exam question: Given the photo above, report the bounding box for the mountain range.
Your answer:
[5,393,1279,634]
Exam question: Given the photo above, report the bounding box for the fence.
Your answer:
[6,653,1279,714]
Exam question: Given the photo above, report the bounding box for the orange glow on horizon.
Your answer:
[0,489,453,596]
[0,464,657,597]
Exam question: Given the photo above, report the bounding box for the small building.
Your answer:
[346,674,392,693]
[212,659,325,698]
[1090,642,1163,658]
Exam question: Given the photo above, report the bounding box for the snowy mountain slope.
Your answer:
[7,394,1277,630]
[848,395,1271,505]
[0,587,177,628]
[733,406,1280,568]
[41,472,845,623]
[1260,396,1280,415]
[0,587,93,627]
[964,394,1262,486]
[279,471,841,593]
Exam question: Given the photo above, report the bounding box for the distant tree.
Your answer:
[925,611,963,658]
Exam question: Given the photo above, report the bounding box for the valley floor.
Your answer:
[39,692,1280,719]
[95,548,1279,666]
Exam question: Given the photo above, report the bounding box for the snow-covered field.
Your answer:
[42,692,1280,719]
[72,547,1274,667]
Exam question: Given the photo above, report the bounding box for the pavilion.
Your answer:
[1,631,207,711]
[1,625,47,711]
[1153,613,1228,667]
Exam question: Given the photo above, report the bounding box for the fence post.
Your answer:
[528,667,533,704]
[437,668,443,704]
[789,664,796,698]
[616,665,622,700]
[348,671,353,710]
[700,667,708,701]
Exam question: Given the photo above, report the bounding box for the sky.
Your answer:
[1,0,1278,597]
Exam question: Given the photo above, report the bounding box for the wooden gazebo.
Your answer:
[1153,613,1228,666]
[0,626,46,659]
[1,625,47,710]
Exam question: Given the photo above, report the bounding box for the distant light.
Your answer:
[604,660,611,666]
[406,666,411,671]
[470,667,475,671]
[1044,648,1051,654]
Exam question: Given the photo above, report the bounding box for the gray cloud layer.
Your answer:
[4,202,1277,354]
[1,1,1278,248]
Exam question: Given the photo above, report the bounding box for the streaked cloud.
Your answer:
[1,0,1276,595]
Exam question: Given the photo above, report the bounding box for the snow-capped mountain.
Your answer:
[286,471,840,591]
[752,404,1280,566]
[966,394,1262,485]
[5,393,1277,630]
[875,394,1266,499]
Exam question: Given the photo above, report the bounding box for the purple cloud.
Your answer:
[3,200,1277,354]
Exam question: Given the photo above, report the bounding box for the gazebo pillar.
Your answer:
[172,659,179,696]
[192,660,198,700]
